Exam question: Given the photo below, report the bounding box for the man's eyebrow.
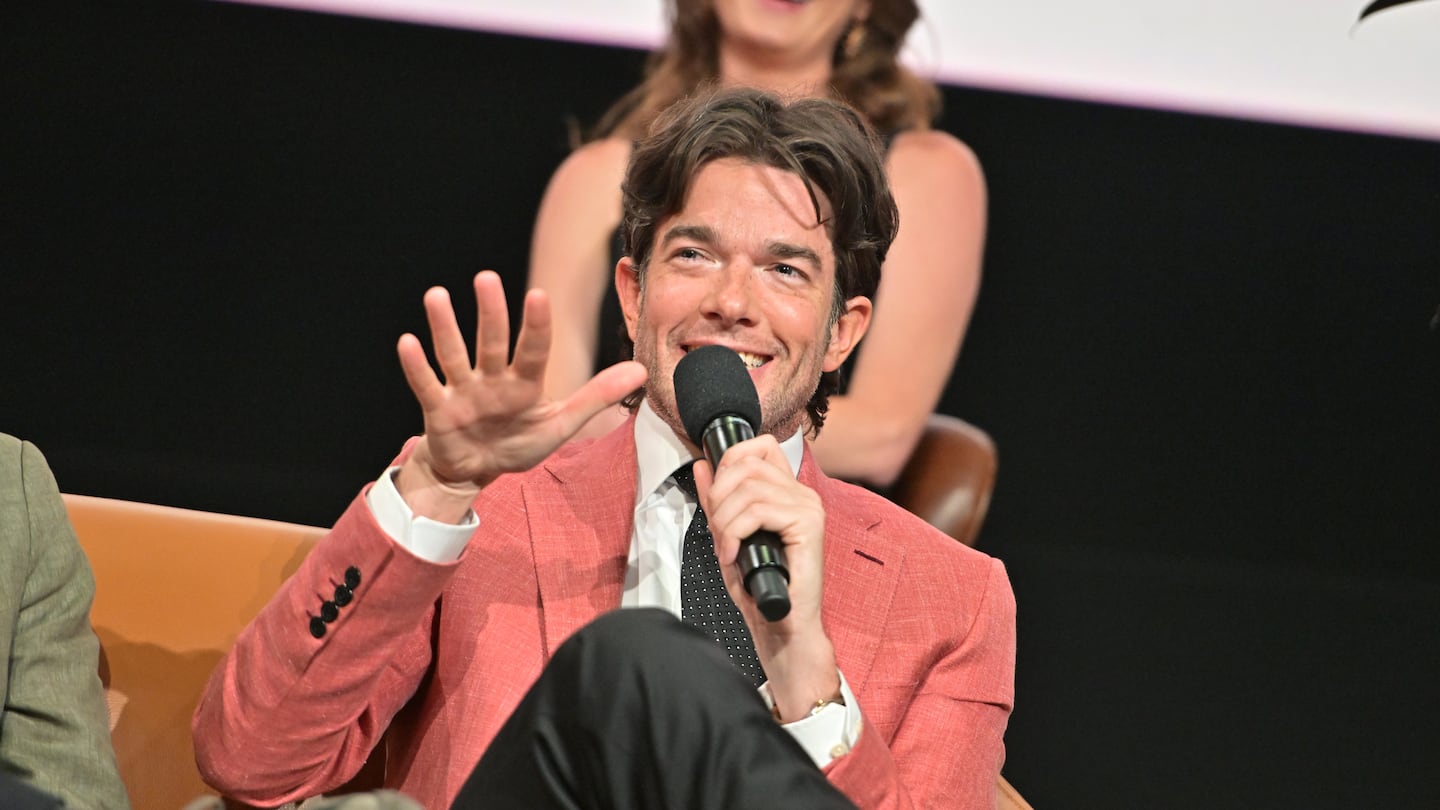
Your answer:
[659,224,717,248]
[767,241,822,268]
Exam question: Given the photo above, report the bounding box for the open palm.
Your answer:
[398,272,646,491]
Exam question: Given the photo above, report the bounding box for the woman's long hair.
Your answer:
[591,0,940,140]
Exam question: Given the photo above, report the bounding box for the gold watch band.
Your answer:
[771,688,846,722]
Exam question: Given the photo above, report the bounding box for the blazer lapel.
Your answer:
[525,421,638,659]
[800,449,905,699]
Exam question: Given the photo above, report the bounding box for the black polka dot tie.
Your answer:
[671,462,765,687]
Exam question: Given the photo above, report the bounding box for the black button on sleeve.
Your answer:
[320,601,339,623]
[344,566,361,589]
[309,616,327,639]
[333,584,353,607]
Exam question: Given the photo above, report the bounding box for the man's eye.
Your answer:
[676,248,703,261]
[774,263,800,277]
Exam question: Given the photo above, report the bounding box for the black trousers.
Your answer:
[450,608,857,810]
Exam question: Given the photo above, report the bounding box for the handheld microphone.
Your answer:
[673,345,791,622]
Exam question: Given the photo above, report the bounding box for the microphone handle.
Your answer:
[739,531,792,621]
[700,414,755,460]
[702,415,792,622]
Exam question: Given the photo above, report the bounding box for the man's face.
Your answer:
[616,157,871,444]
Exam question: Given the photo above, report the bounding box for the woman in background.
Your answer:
[530,0,985,488]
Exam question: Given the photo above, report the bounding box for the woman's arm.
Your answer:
[809,131,987,487]
[528,138,633,439]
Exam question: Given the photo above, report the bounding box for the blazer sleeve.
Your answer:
[191,486,460,807]
[0,439,130,810]
[826,556,1017,809]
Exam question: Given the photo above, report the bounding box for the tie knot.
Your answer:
[671,461,699,498]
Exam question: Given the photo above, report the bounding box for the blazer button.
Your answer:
[320,601,339,623]
[344,566,361,589]
[333,584,353,607]
[309,616,327,639]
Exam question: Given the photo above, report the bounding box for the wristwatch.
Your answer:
[771,687,846,722]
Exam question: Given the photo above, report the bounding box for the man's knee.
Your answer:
[552,608,751,699]
[561,608,700,669]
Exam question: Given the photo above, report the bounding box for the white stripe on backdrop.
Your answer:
[219,0,1440,141]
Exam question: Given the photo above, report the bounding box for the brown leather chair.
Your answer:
[889,412,998,548]
[62,494,331,810]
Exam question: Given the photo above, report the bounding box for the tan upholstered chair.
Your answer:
[61,494,345,809]
[888,413,998,548]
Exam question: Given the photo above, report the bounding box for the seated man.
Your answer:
[193,87,1015,809]
[0,434,130,809]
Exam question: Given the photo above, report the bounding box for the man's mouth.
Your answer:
[682,345,772,370]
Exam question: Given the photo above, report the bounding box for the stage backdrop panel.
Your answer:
[3,2,1437,808]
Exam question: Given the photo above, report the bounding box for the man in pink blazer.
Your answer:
[193,87,1015,809]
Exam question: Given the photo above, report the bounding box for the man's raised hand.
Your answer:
[394,272,647,521]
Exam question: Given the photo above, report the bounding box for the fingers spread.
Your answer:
[474,271,512,376]
[424,287,473,384]
[510,288,552,382]
[397,333,445,411]
[554,361,647,431]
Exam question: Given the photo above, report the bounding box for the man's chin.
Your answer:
[645,393,692,443]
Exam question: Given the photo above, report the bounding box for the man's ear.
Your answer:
[615,257,641,342]
[823,295,872,372]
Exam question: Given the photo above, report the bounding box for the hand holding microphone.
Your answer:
[674,345,792,622]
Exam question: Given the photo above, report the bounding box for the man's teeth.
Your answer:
[680,346,767,368]
[736,351,767,369]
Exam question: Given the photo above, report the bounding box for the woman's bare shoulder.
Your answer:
[886,129,985,198]
[550,136,633,187]
[534,137,634,246]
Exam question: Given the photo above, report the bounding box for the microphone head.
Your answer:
[673,345,763,446]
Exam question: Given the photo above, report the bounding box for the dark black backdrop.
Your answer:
[4,1,1438,807]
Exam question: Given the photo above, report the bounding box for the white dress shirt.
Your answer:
[365,401,861,767]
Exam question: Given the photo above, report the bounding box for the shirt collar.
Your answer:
[633,400,804,507]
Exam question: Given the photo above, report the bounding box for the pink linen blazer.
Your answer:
[193,423,1015,809]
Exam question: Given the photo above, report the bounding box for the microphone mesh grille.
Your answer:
[673,346,763,445]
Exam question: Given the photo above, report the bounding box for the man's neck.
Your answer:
[632,401,806,506]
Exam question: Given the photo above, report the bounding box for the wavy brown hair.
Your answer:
[618,87,899,435]
[592,0,940,140]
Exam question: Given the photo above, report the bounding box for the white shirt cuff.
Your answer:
[364,466,477,563]
[760,670,863,769]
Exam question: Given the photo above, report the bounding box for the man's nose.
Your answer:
[702,261,758,325]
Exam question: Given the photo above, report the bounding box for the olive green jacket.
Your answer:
[0,434,129,809]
